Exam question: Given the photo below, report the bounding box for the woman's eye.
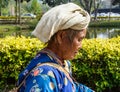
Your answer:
[78,38,82,42]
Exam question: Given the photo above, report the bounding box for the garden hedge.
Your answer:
[72,36,120,92]
[0,36,44,90]
[0,36,120,92]
[89,20,120,28]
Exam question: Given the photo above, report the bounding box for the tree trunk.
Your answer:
[15,0,18,23]
[0,0,1,16]
[93,0,102,21]
[0,7,1,16]
[18,0,21,24]
[93,0,97,21]
[78,0,92,14]
[109,0,114,21]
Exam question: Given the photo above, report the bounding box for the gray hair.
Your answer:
[47,29,82,45]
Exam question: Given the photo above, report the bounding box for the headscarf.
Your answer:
[32,3,90,43]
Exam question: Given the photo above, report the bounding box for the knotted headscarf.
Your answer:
[32,3,90,43]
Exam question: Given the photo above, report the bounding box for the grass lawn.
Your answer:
[0,24,21,31]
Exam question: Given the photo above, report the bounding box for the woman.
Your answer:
[17,3,94,92]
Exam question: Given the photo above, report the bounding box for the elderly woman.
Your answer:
[17,3,94,92]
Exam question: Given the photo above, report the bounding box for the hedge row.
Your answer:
[72,37,120,92]
[0,36,44,89]
[0,36,120,92]
[89,20,120,27]
[0,16,36,20]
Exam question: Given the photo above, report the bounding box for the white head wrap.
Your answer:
[32,3,90,43]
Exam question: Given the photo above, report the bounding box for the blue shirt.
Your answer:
[17,51,94,92]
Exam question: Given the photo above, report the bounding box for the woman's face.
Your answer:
[61,29,86,60]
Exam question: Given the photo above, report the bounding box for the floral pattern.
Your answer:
[17,52,94,92]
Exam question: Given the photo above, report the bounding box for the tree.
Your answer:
[26,0,42,15]
[14,0,31,23]
[112,0,120,5]
[77,0,93,14]
[42,0,72,7]
[14,0,30,2]
[93,0,102,21]
[0,0,9,15]
[77,0,103,21]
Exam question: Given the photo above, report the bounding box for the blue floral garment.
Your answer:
[17,52,94,92]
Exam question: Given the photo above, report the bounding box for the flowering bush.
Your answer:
[72,36,120,92]
[0,36,120,91]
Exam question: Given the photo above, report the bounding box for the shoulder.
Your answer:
[29,63,71,85]
[24,64,66,91]
[18,52,55,86]
[31,63,65,78]
[21,63,74,92]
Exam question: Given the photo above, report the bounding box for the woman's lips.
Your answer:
[74,51,78,55]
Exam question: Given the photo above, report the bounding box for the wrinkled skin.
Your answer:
[46,29,87,63]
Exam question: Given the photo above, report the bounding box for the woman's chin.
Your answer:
[68,55,75,60]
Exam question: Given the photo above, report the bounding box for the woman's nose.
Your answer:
[78,43,82,49]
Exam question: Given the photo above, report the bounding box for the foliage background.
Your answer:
[0,36,120,92]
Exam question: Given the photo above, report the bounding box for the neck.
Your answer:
[44,47,64,65]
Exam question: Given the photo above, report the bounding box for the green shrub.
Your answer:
[0,16,35,20]
[0,36,120,92]
[72,36,120,92]
[0,16,16,20]
[0,25,21,31]
[0,36,44,89]
[89,20,120,27]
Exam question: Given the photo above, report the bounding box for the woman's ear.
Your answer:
[56,31,66,45]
